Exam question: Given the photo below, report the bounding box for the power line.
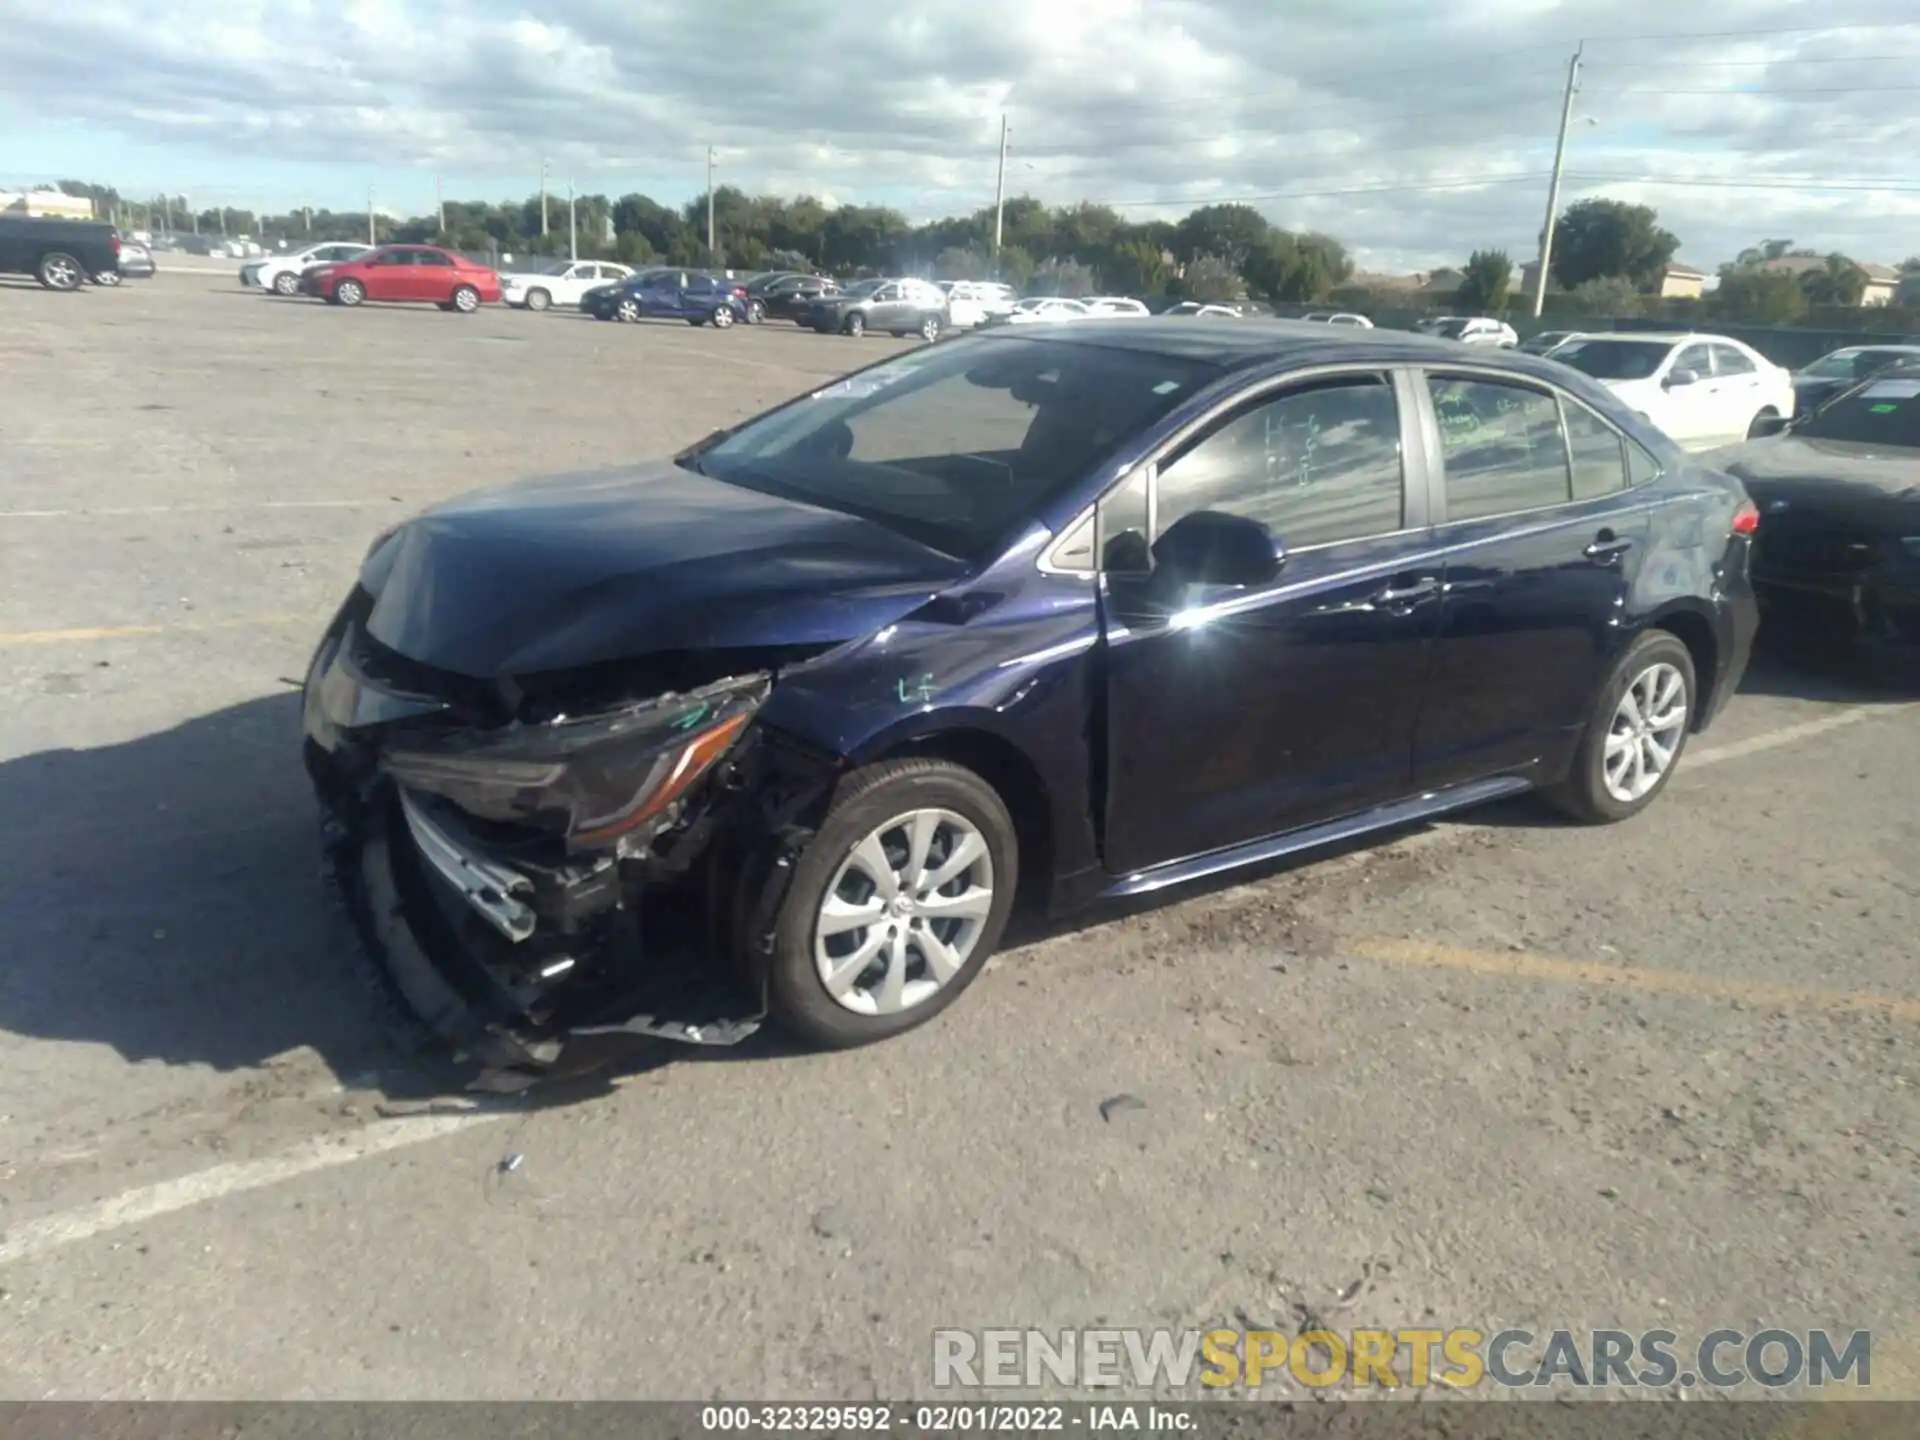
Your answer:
[1582,82,1920,95]
[1090,173,1554,210]
[1564,171,1920,192]
[1577,21,1920,42]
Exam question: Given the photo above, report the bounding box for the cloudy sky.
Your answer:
[2,0,1917,273]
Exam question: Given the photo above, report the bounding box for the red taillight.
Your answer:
[111,233,122,255]
[1731,501,1760,536]
[733,285,746,296]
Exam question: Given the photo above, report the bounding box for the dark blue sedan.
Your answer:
[303,320,1759,1073]
[582,267,749,327]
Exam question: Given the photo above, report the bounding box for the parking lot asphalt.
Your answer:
[1,268,1917,1400]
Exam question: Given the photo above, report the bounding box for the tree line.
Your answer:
[47,178,1920,321]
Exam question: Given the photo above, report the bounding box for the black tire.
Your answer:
[1544,630,1697,825]
[1747,408,1781,439]
[615,297,640,323]
[93,270,122,286]
[37,251,85,290]
[525,287,551,312]
[687,316,705,326]
[335,278,365,307]
[273,270,301,296]
[711,304,734,329]
[450,285,480,314]
[746,299,765,324]
[919,313,943,342]
[766,758,1018,1049]
[843,312,866,338]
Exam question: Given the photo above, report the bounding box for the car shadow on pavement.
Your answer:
[0,692,809,1111]
[1738,632,1920,703]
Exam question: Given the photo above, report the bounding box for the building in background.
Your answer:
[0,188,95,219]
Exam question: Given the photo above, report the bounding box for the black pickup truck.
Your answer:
[0,214,122,290]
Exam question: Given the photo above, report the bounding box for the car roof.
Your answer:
[967,316,1598,374]
[1567,331,1731,345]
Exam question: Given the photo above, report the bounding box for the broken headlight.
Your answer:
[381,673,770,852]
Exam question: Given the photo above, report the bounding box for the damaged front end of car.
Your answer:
[303,588,844,1081]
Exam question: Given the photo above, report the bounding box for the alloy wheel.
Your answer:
[453,286,479,313]
[42,254,82,289]
[616,298,640,322]
[274,271,300,295]
[812,808,995,1016]
[712,304,734,328]
[1603,661,1688,803]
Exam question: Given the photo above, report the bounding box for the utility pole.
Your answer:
[304,206,312,235]
[367,187,376,246]
[706,146,717,262]
[1532,43,1583,318]
[540,158,549,236]
[436,174,445,236]
[991,114,1009,276]
[189,197,198,236]
[568,178,577,262]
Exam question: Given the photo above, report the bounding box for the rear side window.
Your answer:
[1428,376,1570,520]
[1711,344,1756,376]
[416,251,453,267]
[1561,399,1627,499]
[1155,375,1405,549]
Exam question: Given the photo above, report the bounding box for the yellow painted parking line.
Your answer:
[1347,937,1920,1025]
[0,613,312,648]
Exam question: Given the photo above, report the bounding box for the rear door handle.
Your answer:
[1584,531,1635,562]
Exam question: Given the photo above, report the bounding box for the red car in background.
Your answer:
[299,245,502,312]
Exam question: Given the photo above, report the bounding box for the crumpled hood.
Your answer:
[361,462,966,679]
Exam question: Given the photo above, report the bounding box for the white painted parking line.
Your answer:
[2,699,1913,1270]
[0,1113,505,1268]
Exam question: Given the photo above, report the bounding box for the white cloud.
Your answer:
[2,0,1918,270]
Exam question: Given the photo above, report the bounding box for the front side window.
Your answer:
[1551,339,1671,381]
[416,251,453,267]
[1672,344,1713,380]
[1428,376,1570,520]
[691,337,1214,561]
[1155,375,1405,549]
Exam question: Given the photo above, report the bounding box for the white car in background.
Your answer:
[246,242,372,296]
[1001,297,1090,324]
[501,259,634,311]
[1548,331,1795,449]
[942,280,1019,329]
[1083,296,1150,317]
[1163,301,1243,318]
[1417,315,1518,346]
[1301,310,1374,328]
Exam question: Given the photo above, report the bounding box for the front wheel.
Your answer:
[273,270,301,296]
[843,312,866,338]
[711,304,734,328]
[615,297,641,323]
[1545,631,1697,824]
[1747,408,1781,439]
[746,299,765,324]
[93,270,123,286]
[450,285,480,313]
[766,759,1017,1048]
[334,278,366,307]
[919,313,943,342]
[525,287,551,312]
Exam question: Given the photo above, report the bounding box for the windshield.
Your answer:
[1551,339,1672,381]
[844,279,883,298]
[1800,348,1916,381]
[1793,374,1920,448]
[686,336,1214,561]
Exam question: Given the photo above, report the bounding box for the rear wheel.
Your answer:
[37,251,84,290]
[919,313,943,342]
[93,269,122,286]
[711,304,734,328]
[843,311,866,337]
[525,287,551,312]
[1747,407,1781,438]
[766,759,1017,1048]
[334,278,365,307]
[1545,631,1696,824]
[273,270,301,296]
[746,298,765,324]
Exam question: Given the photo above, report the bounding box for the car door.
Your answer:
[869,283,912,330]
[1650,341,1716,445]
[1410,368,1655,788]
[637,270,681,316]
[1708,342,1765,442]
[1099,367,1443,875]
[360,250,411,301]
[411,249,456,302]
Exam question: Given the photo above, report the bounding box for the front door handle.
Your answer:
[1584,530,1635,563]
[1369,575,1441,611]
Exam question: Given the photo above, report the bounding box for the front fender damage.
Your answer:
[308,621,845,1086]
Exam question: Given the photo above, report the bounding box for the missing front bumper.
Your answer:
[398,787,537,943]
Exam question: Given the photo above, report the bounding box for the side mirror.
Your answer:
[1664,367,1700,388]
[1150,511,1283,587]
[1750,412,1790,438]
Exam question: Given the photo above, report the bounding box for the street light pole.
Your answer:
[991,114,1009,275]
[1532,43,1583,318]
[706,146,717,262]
[367,187,376,246]
[568,179,577,262]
